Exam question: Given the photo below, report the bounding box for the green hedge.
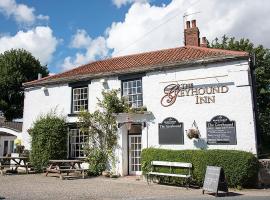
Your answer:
[29,113,68,172]
[141,148,259,188]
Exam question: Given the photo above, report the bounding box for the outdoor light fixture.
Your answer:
[41,86,47,91]
[126,122,132,130]
[99,78,107,84]
[41,86,49,96]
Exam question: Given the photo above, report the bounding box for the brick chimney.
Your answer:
[184,19,207,48]
[200,36,207,48]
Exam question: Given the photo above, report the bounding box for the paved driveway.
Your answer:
[0,174,269,200]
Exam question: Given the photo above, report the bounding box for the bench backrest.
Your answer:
[151,161,192,168]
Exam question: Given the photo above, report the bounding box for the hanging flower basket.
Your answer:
[186,128,200,139]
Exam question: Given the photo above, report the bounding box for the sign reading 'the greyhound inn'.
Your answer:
[161,83,229,107]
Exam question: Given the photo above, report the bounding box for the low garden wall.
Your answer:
[258,159,270,186]
[141,148,259,188]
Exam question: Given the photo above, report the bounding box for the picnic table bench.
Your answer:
[147,161,192,188]
[0,156,29,175]
[45,159,86,180]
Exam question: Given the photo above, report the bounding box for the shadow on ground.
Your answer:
[204,191,243,197]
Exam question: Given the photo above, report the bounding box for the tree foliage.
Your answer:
[211,36,270,154]
[79,89,128,175]
[29,111,68,172]
[0,49,48,120]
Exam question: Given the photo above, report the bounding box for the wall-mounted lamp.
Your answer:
[41,86,49,96]
[41,86,47,91]
[100,78,107,84]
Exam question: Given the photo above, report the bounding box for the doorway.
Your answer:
[2,139,14,156]
[128,124,142,175]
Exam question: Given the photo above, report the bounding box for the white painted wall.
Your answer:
[22,59,257,175]
[22,84,71,149]
[143,60,257,154]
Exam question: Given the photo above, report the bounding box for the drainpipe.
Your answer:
[249,54,261,156]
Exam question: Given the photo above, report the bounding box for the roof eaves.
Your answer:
[23,54,248,88]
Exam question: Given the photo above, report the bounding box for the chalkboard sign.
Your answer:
[206,115,236,145]
[158,117,184,145]
[202,166,228,196]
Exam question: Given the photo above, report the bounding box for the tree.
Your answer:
[79,89,129,175]
[0,49,48,120]
[211,36,270,155]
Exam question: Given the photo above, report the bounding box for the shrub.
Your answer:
[141,148,259,188]
[85,147,108,176]
[29,112,67,172]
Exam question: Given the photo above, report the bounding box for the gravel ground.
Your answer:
[0,174,269,200]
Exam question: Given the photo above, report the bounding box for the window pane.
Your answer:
[122,79,143,108]
[69,128,87,158]
[72,87,88,112]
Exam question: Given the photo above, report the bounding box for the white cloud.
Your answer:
[64,0,270,71]
[107,0,270,57]
[37,14,50,21]
[62,36,108,71]
[0,0,49,25]
[112,0,149,8]
[107,0,187,56]
[0,26,58,65]
[70,29,92,48]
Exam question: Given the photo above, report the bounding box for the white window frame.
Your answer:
[72,86,88,113]
[122,79,143,108]
[69,128,88,158]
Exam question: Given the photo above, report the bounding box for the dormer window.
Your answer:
[72,86,88,113]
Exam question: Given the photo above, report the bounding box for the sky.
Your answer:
[1,0,270,74]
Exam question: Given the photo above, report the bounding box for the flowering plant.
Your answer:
[186,128,200,139]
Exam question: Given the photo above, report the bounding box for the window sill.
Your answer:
[67,113,79,117]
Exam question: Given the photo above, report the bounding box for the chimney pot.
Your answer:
[200,36,207,48]
[191,20,196,28]
[186,21,190,29]
[38,73,42,80]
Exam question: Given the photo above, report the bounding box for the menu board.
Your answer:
[203,166,228,196]
[207,115,236,145]
[203,166,221,193]
[158,117,184,145]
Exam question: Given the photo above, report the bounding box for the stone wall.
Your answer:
[259,159,270,186]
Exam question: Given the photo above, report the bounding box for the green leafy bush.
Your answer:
[29,112,67,172]
[141,148,259,188]
[85,147,108,176]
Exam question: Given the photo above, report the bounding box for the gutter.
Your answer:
[23,55,248,88]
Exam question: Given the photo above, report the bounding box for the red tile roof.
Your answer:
[24,46,248,87]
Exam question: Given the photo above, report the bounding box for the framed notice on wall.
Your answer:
[158,117,184,145]
[206,115,237,145]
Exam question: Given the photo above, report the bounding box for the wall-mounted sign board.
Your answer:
[158,117,184,145]
[206,115,236,145]
[202,166,228,197]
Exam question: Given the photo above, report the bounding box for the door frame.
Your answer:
[1,138,15,156]
[127,132,142,175]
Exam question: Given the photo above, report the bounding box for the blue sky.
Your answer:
[1,0,269,74]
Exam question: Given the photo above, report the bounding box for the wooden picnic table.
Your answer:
[45,159,86,179]
[0,156,29,175]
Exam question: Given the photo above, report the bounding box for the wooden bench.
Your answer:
[46,167,86,179]
[147,161,192,188]
[45,160,86,180]
[0,157,29,175]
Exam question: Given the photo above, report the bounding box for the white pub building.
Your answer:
[21,20,258,176]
